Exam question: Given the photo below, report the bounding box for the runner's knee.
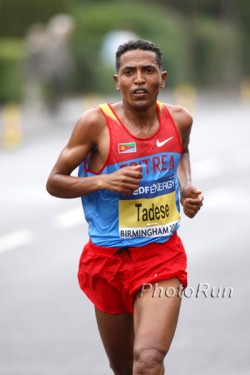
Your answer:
[133,347,165,375]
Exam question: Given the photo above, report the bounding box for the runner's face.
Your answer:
[114,49,167,110]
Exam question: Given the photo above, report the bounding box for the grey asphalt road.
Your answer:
[0,93,250,375]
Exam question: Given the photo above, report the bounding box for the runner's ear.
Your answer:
[113,74,120,91]
[160,71,167,88]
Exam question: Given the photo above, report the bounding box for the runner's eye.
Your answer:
[145,67,154,74]
[124,70,133,76]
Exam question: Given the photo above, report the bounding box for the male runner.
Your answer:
[46,39,203,375]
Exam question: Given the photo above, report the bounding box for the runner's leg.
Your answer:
[133,277,182,375]
[95,307,134,375]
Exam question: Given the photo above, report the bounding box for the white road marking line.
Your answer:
[53,207,86,229]
[0,229,34,254]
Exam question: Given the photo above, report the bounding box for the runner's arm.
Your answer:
[46,109,105,198]
[173,106,204,218]
[46,109,142,198]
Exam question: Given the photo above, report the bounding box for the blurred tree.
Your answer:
[237,0,250,76]
[190,16,241,87]
[71,0,191,93]
[0,39,23,102]
[144,0,249,82]
[0,0,249,101]
[144,0,239,18]
[0,0,71,36]
[70,0,244,93]
[22,15,75,111]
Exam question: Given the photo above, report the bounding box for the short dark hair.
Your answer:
[115,39,163,72]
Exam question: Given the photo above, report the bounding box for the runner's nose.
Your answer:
[134,71,145,84]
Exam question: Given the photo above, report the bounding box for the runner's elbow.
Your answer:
[46,175,59,197]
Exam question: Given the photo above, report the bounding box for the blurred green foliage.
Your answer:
[71,1,190,93]
[0,39,24,102]
[0,0,249,102]
[71,0,242,93]
[190,17,241,87]
[0,0,70,36]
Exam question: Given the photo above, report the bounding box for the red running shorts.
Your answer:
[78,232,187,314]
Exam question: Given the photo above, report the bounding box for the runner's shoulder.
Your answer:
[69,106,107,146]
[163,103,193,129]
[76,106,106,131]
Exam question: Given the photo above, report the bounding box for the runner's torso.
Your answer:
[78,101,183,247]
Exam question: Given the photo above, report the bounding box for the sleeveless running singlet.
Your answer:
[78,101,183,248]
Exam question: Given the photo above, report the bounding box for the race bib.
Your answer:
[119,176,180,238]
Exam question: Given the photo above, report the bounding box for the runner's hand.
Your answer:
[180,186,204,218]
[104,165,142,195]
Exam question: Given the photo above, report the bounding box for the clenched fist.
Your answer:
[180,186,204,218]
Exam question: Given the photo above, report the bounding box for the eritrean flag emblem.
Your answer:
[118,142,137,154]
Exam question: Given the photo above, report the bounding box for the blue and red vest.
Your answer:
[78,101,183,247]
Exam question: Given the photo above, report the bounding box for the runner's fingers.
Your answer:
[121,180,141,194]
[182,193,204,217]
[184,198,203,209]
[123,169,143,179]
[184,209,195,218]
[184,208,197,218]
[184,201,203,217]
[120,173,142,186]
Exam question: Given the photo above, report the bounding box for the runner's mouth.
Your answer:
[132,88,148,96]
